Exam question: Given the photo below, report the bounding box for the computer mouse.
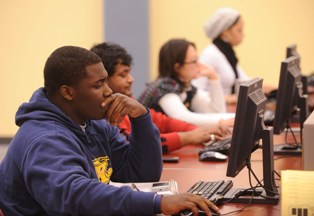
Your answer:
[179,208,220,216]
[199,151,227,162]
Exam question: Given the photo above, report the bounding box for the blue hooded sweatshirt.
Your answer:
[0,88,163,215]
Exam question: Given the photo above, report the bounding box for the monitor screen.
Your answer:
[273,56,308,135]
[224,78,279,204]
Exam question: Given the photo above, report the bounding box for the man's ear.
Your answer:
[60,85,74,101]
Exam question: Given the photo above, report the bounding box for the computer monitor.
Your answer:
[272,56,309,154]
[286,44,307,94]
[286,44,300,60]
[224,78,279,204]
[303,110,314,170]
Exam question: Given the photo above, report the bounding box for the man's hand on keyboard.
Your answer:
[160,193,219,216]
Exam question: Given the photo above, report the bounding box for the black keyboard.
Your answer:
[178,180,233,216]
[187,180,233,204]
[199,138,232,156]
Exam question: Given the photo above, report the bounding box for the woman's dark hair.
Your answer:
[90,42,133,77]
[44,46,101,96]
[158,38,196,87]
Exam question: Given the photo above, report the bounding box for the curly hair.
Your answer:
[90,42,133,77]
[44,46,101,96]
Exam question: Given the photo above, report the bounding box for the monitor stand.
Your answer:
[274,94,308,156]
[273,123,302,156]
[223,126,279,205]
[273,143,302,155]
[221,187,279,205]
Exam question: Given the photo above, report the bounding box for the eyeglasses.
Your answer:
[183,59,198,65]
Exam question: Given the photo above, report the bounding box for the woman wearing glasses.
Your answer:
[138,38,234,128]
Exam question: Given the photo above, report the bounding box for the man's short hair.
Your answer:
[44,45,101,96]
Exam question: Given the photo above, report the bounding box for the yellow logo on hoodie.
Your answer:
[93,156,112,184]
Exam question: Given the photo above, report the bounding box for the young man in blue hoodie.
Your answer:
[0,46,219,215]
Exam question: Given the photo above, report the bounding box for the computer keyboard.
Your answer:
[187,180,233,203]
[200,138,232,156]
[178,180,233,216]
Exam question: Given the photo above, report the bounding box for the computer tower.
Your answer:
[302,110,314,170]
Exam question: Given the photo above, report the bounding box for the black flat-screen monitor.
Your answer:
[286,44,300,59]
[223,78,279,204]
[272,56,309,155]
[286,44,307,94]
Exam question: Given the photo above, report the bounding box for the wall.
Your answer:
[105,0,149,99]
[150,0,314,83]
[0,0,104,137]
[1,0,314,137]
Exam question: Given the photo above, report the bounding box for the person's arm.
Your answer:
[177,127,227,147]
[158,93,234,127]
[191,76,209,91]
[118,115,132,139]
[127,110,163,180]
[118,109,205,153]
[159,130,212,153]
[4,121,219,216]
[237,66,250,81]
[191,84,226,113]
[150,109,197,133]
[191,63,226,113]
[101,93,162,182]
[141,110,229,153]
[149,109,196,152]
[160,193,219,215]
[199,45,236,95]
[117,112,183,153]
[21,133,161,215]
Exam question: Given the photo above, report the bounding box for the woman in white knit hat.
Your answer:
[192,7,249,104]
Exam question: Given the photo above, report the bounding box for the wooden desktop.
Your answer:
[160,131,302,216]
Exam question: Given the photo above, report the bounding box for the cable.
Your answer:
[219,201,252,215]
[219,191,254,216]
[246,162,279,198]
[284,124,300,147]
[273,170,281,179]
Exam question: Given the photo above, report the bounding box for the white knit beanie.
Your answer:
[204,7,240,39]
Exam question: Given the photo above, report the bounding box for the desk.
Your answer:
[160,133,302,216]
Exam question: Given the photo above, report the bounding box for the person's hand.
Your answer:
[101,93,147,126]
[160,193,219,216]
[208,126,232,141]
[216,125,232,137]
[179,127,230,146]
[218,118,235,129]
[225,94,238,105]
[198,63,219,80]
